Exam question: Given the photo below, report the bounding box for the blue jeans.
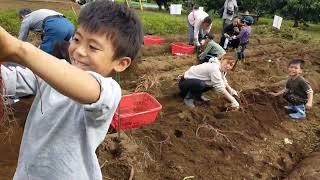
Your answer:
[41,17,75,55]
[287,104,306,119]
[237,43,247,60]
[187,20,203,45]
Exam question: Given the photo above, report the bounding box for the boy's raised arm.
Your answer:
[0,26,101,104]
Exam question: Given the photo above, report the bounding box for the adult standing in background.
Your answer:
[187,5,212,47]
[222,0,238,29]
[18,9,75,55]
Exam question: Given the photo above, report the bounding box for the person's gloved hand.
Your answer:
[224,33,230,38]
[230,88,239,97]
[231,100,240,109]
[231,35,237,40]
[195,41,201,47]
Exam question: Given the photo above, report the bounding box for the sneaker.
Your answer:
[289,112,306,120]
[4,96,20,105]
[284,106,293,110]
[284,105,296,113]
[184,98,195,108]
[200,95,210,102]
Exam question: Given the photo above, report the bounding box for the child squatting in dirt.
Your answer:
[0,1,143,179]
[269,59,313,119]
[198,33,226,63]
[179,54,239,108]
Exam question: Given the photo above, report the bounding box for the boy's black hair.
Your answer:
[289,59,305,69]
[52,41,71,63]
[203,16,212,25]
[18,9,32,17]
[78,0,143,60]
[204,33,214,40]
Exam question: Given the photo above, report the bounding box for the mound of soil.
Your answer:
[107,35,320,179]
[286,152,320,179]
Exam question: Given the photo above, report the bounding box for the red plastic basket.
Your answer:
[144,36,166,45]
[171,42,195,55]
[111,92,162,130]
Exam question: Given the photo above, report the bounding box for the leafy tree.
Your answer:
[281,0,320,27]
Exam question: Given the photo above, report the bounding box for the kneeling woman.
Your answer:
[179,54,239,108]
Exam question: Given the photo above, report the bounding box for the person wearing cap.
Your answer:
[198,33,226,63]
[187,5,212,47]
[233,16,253,62]
[18,9,75,54]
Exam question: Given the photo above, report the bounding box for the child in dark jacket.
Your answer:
[269,59,313,119]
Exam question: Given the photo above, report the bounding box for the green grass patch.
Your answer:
[255,17,320,43]
[0,10,21,36]
[137,11,187,35]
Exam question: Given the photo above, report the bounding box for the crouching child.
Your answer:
[198,33,226,63]
[269,59,313,120]
[0,1,143,179]
[179,54,239,109]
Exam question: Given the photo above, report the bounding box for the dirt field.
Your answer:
[1,1,320,180]
[99,35,320,180]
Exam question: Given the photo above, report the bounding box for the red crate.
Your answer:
[171,42,195,55]
[112,92,162,130]
[144,36,166,45]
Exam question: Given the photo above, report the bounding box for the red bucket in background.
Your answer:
[144,36,166,45]
[171,42,195,55]
[111,92,162,131]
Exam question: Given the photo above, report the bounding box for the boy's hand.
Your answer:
[306,102,312,110]
[0,26,21,62]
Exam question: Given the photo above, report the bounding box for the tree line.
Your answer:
[168,0,320,27]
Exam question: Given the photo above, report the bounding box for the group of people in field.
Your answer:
[179,0,313,121]
[0,0,314,179]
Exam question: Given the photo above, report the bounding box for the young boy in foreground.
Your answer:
[179,54,239,108]
[0,1,143,179]
[269,59,313,119]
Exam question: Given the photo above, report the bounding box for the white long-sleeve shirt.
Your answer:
[187,9,212,44]
[184,60,227,92]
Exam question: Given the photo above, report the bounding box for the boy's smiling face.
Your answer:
[69,26,131,76]
[288,63,303,78]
